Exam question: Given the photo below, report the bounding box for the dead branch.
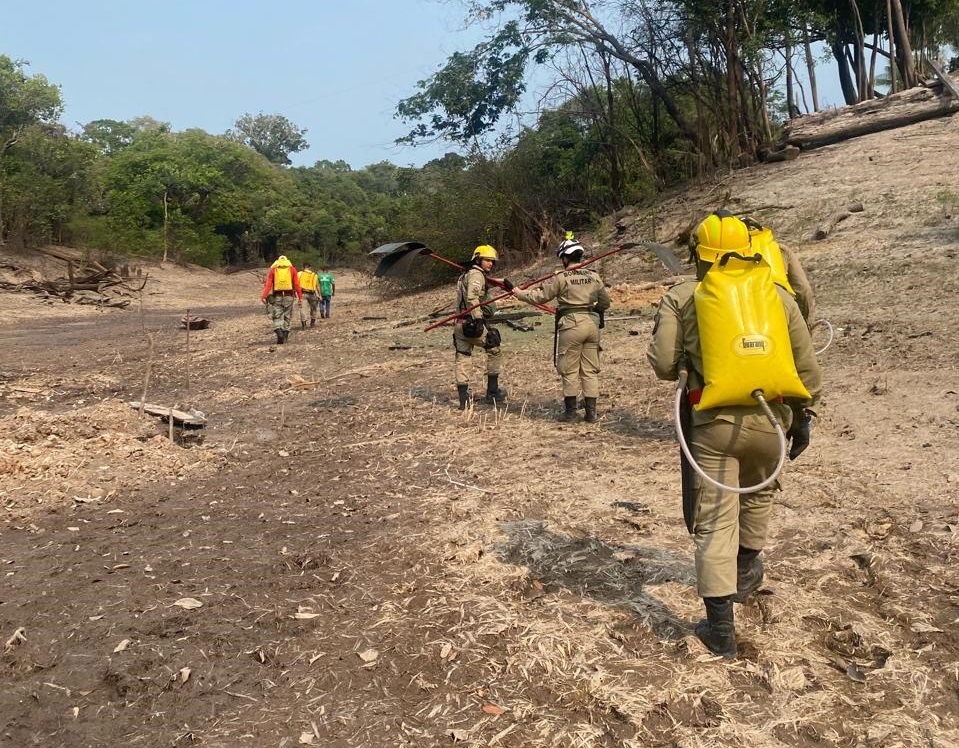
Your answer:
[813,202,866,240]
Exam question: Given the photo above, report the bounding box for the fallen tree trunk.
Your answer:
[35,245,110,274]
[777,75,959,152]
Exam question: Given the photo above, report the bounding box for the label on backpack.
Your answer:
[694,252,810,409]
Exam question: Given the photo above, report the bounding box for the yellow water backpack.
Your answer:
[748,226,795,295]
[300,269,318,292]
[271,256,294,291]
[272,266,293,291]
[694,251,810,410]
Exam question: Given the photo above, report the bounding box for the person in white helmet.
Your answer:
[509,239,610,422]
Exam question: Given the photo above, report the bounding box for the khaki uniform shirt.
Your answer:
[457,267,490,320]
[647,279,822,427]
[514,268,611,315]
[780,244,816,322]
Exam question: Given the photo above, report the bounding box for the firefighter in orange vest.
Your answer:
[260,255,303,344]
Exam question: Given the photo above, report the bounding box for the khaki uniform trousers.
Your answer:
[303,291,319,321]
[556,313,601,398]
[268,294,295,331]
[690,413,783,597]
[453,324,501,385]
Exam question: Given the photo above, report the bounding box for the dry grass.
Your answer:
[3,122,959,746]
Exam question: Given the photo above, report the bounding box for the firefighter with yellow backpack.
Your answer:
[299,263,320,328]
[260,255,303,344]
[647,210,822,659]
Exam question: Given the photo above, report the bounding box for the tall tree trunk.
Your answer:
[724,1,741,159]
[603,77,623,205]
[889,0,917,87]
[886,0,898,92]
[0,145,9,246]
[686,33,707,169]
[849,0,868,101]
[868,32,880,93]
[803,27,820,111]
[833,40,859,104]
[162,189,170,263]
[785,39,796,118]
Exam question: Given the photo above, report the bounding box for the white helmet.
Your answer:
[556,239,584,259]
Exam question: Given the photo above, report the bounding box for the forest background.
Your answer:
[2,0,957,273]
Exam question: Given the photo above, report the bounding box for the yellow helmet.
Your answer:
[471,245,498,263]
[694,211,750,263]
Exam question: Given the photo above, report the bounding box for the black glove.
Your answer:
[787,412,812,460]
[502,278,514,292]
[462,316,485,338]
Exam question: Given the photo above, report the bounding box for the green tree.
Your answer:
[105,128,280,265]
[0,55,63,243]
[79,117,169,155]
[0,124,98,248]
[396,4,702,160]
[227,112,309,166]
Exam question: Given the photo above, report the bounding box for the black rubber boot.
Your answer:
[732,547,764,603]
[484,375,507,405]
[559,396,578,422]
[457,384,470,411]
[695,596,737,659]
[584,397,598,423]
[310,319,316,328]
[280,329,289,344]
[274,329,284,344]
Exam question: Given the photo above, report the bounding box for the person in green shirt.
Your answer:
[318,267,335,319]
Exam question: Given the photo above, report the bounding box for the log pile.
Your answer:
[0,246,148,308]
[762,67,959,161]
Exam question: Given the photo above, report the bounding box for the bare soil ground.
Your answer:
[2,116,958,748]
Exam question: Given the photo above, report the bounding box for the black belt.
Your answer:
[273,290,295,296]
[556,306,595,319]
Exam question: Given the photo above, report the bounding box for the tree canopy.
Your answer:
[227,112,309,166]
[2,10,957,269]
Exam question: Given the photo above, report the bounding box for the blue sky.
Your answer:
[3,1,847,170]
[1,0,488,169]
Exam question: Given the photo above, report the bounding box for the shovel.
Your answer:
[370,241,555,314]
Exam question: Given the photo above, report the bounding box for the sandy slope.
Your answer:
[0,115,957,747]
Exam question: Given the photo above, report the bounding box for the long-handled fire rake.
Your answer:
[424,242,670,332]
[369,241,555,315]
